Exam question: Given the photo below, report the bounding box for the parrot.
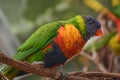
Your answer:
[1,15,102,80]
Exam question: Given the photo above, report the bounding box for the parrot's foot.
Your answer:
[32,61,45,65]
[56,67,66,80]
[32,61,45,67]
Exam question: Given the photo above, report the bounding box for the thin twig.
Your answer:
[78,72,120,79]
[81,50,108,72]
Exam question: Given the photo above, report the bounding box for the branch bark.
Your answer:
[0,52,62,79]
[0,52,120,80]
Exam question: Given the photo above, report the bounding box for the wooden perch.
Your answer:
[68,71,120,79]
[0,52,120,80]
[0,52,62,80]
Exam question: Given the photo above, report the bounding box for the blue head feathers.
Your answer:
[82,16,101,41]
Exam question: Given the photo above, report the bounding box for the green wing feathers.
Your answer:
[14,22,60,60]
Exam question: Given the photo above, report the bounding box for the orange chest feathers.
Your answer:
[54,24,86,59]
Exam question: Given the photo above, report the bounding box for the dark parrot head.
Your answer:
[82,16,102,41]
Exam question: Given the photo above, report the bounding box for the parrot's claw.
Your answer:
[56,67,67,80]
[32,61,45,65]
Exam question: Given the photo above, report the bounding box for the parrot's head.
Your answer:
[82,16,102,41]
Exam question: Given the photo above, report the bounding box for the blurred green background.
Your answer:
[0,0,111,42]
[0,0,120,80]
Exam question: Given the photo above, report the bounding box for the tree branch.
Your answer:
[78,72,120,78]
[81,51,108,72]
[0,52,62,79]
[0,52,120,80]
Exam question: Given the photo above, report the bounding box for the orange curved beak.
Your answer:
[95,29,102,36]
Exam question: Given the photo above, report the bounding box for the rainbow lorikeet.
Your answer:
[1,15,102,79]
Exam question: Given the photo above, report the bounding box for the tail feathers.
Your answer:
[1,66,20,80]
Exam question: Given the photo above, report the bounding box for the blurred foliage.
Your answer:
[0,0,26,24]
[111,5,120,18]
[109,33,120,55]
[24,0,60,21]
[0,0,99,42]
